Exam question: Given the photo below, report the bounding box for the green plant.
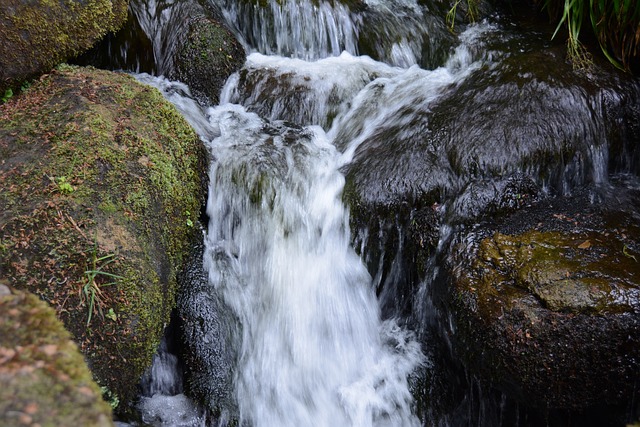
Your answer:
[82,239,122,326]
[100,386,120,409]
[56,176,74,194]
[446,0,478,31]
[2,89,13,103]
[552,0,594,68]
[623,244,637,262]
[546,0,640,70]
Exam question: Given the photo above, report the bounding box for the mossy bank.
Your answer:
[0,65,207,416]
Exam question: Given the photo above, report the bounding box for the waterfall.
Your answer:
[133,16,495,425]
[203,105,424,426]
[213,0,360,60]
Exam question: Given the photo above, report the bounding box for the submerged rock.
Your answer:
[446,190,640,410]
[176,240,239,420]
[0,0,128,93]
[0,288,113,427]
[0,65,207,416]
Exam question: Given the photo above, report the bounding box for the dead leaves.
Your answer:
[577,240,591,249]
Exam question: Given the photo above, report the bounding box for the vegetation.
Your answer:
[83,238,123,327]
[543,0,640,70]
[0,65,206,415]
[446,0,639,71]
[0,289,113,426]
[0,0,128,94]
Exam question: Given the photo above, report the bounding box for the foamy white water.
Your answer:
[203,104,424,427]
[134,22,498,427]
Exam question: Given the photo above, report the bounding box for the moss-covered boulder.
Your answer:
[0,65,207,416]
[173,16,246,105]
[0,286,113,427]
[0,0,128,94]
[446,191,640,410]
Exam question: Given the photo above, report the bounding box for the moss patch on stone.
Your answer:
[0,65,207,415]
[0,0,128,93]
[446,194,640,409]
[0,287,113,427]
[173,16,246,105]
[474,229,640,315]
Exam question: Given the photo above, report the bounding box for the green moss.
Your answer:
[0,65,206,415]
[0,0,129,93]
[173,16,246,104]
[467,229,640,315]
[0,289,113,426]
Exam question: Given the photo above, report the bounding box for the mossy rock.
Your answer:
[0,0,128,94]
[0,65,207,416]
[173,16,246,105]
[0,286,113,427]
[446,191,640,409]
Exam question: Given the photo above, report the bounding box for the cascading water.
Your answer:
[114,0,640,419]
[134,17,495,425]
[203,105,424,427]
[207,0,453,68]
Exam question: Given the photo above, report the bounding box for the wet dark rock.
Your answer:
[357,1,456,69]
[445,190,640,410]
[176,239,239,420]
[344,44,640,224]
[0,0,128,93]
[74,4,156,75]
[342,28,640,317]
[74,0,246,106]
[172,17,246,106]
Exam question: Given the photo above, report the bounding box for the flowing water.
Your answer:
[110,0,639,424]
[132,14,496,424]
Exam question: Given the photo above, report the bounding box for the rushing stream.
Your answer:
[93,0,640,424]
[132,15,495,424]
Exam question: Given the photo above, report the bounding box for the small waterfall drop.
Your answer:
[208,0,453,67]
[203,105,424,427]
[213,0,360,60]
[134,21,497,427]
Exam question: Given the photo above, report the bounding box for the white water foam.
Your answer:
[203,104,425,427]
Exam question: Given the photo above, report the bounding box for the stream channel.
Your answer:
[86,0,640,425]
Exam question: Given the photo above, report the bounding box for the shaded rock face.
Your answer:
[0,288,114,427]
[172,16,246,105]
[446,190,640,410]
[338,16,640,423]
[344,45,640,220]
[0,66,207,416]
[0,0,128,93]
[343,26,640,312]
[75,0,246,106]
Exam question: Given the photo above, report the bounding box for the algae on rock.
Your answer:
[446,193,640,410]
[0,65,207,416]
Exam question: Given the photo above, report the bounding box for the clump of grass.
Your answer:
[545,0,640,70]
[82,239,122,327]
[446,0,639,71]
[446,0,479,31]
